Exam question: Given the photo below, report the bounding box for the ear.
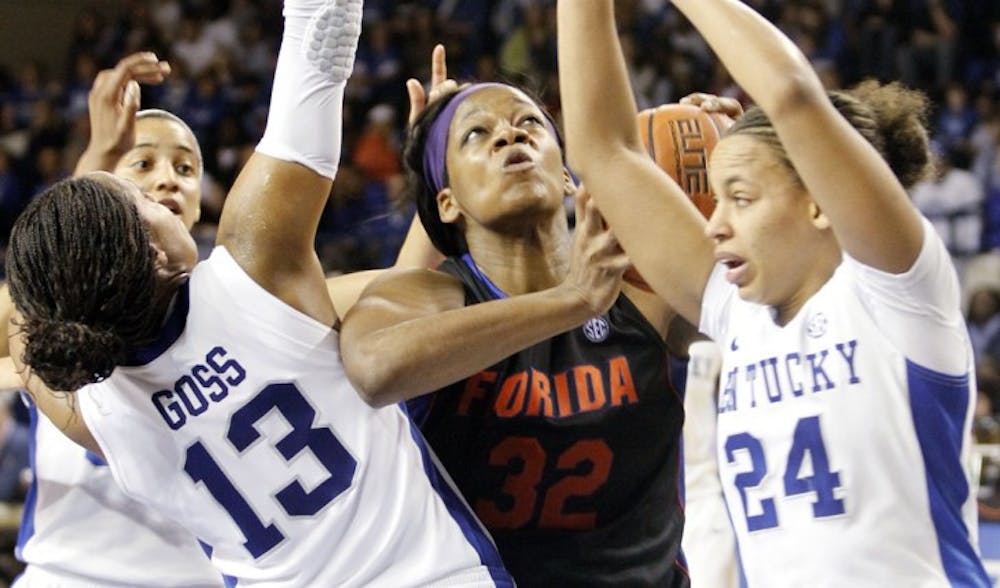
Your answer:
[808,200,832,230]
[562,168,577,197]
[436,187,461,224]
[150,243,171,276]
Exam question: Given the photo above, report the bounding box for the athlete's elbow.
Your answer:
[342,353,399,408]
[354,384,398,409]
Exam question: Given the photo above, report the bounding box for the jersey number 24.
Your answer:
[725,415,845,532]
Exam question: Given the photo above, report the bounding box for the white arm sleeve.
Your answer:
[256,0,362,179]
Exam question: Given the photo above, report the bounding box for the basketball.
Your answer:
[637,103,732,218]
[624,103,733,291]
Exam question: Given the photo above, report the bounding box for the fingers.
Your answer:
[106,52,169,93]
[406,78,426,127]
[122,80,141,118]
[581,197,628,264]
[427,79,459,105]
[92,52,169,108]
[679,92,743,118]
[431,44,447,89]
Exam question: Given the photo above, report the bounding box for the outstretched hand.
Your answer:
[562,187,631,316]
[680,92,744,119]
[405,44,460,127]
[75,52,171,176]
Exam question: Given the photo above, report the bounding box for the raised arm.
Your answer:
[671,0,924,272]
[557,1,714,325]
[217,0,361,325]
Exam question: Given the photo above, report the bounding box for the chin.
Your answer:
[736,283,766,306]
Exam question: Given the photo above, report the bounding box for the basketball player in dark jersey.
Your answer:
[340,48,690,587]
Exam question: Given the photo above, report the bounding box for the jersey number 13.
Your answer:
[184,382,357,558]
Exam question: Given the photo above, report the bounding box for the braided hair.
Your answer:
[7,175,162,390]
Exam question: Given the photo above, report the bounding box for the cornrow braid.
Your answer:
[7,176,162,391]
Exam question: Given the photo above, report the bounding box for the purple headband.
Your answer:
[421,82,560,195]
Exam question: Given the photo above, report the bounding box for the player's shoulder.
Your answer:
[353,267,465,312]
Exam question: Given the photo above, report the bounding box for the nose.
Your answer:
[152,162,180,193]
[492,123,530,150]
[704,205,731,242]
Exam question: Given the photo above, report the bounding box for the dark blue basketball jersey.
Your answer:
[408,255,689,587]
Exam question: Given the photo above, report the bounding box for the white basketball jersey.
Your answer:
[15,401,222,588]
[78,247,511,587]
[699,219,989,587]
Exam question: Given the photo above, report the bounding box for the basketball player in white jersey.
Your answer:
[0,51,222,587]
[558,0,990,586]
[4,0,512,585]
[0,42,445,585]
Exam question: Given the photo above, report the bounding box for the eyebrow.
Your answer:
[131,142,198,157]
[457,97,538,123]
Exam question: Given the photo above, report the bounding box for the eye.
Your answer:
[462,126,488,144]
[130,159,152,171]
[176,163,195,176]
[519,115,543,127]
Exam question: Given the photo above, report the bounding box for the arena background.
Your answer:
[0,0,997,585]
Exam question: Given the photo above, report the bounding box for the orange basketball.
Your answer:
[624,103,733,291]
[637,103,732,218]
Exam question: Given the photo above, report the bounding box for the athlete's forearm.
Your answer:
[341,283,598,407]
[393,216,444,270]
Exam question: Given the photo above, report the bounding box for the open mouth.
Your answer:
[502,148,535,173]
[717,255,747,285]
[159,198,183,217]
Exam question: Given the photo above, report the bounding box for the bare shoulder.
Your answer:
[348,267,467,316]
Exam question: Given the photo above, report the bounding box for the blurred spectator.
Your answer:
[911,145,985,262]
[935,82,978,151]
[63,54,100,122]
[0,150,23,249]
[352,103,401,183]
[894,0,958,93]
[171,16,216,78]
[968,287,1000,362]
[354,20,404,109]
[497,3,549,82]
[0,393,29,503]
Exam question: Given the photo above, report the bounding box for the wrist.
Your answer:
[76,144,125,175]
[551,282,599,321]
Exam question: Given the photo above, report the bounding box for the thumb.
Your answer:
[122,80,141,116]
